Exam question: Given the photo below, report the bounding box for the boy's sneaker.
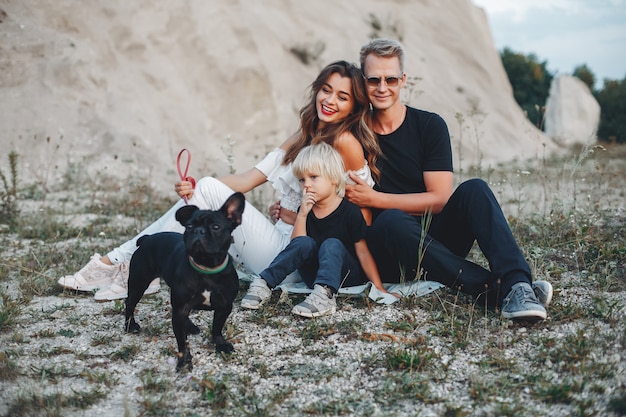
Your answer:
[532,280,553,308]
[58,253,119,291]
[241,277,271,309]
[292,284,336,318]
[94,263,160,301]
[502,282,547,322]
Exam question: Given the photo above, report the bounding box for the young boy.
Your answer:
[241,142,397,317]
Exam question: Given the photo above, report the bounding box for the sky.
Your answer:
[471,0,626,89]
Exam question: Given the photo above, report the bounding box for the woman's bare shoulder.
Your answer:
[334,131,364,153]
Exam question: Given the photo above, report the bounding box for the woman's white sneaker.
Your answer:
[57,253,119,291]
[94,267,161,302]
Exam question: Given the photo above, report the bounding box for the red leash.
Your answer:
[176,148,196,204]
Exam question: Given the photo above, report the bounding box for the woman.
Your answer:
[58,60,382,301]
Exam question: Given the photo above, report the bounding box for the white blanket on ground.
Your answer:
[277,280,444,305]
[236,270,444,305]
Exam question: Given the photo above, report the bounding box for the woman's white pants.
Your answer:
[107,177,293,276]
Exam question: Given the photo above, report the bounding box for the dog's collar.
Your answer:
[188,255,230,275]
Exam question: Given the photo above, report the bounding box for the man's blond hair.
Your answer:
[359,38,405,73]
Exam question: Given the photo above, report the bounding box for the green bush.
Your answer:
[595,77,626,143]
[500,47,553,127]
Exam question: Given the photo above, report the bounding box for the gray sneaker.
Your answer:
[241,277,272,309]
[532,280,553,308]
[502,282,547,322]
[292,284,336,318]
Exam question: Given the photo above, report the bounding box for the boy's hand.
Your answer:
[299,188,316,216]
[377,286,401,299]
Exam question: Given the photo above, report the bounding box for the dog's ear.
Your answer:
[175,205,200,225]
[220,192,245,228]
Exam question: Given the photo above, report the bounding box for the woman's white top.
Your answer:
[254,147,375,213]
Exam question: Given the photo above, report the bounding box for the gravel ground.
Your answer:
[1,267,625,417]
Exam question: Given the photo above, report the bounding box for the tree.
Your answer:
[573,64,596,93]
[500,47,554,128]
[595,77,626,144]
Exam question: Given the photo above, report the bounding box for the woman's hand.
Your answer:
[268,200,297,225]
[174,180,194,200]
[268,201,281,223]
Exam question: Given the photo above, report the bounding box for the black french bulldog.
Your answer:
[124,192,245,371]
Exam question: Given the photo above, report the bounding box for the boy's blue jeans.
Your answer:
[367,178,532,307]
[260,236,366,291]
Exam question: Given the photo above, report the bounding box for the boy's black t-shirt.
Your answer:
[375,106,453,195]
[306,198,366,259]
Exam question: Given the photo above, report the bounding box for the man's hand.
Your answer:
[346,171,376,208]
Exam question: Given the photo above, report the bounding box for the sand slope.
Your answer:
[0,0,560,195]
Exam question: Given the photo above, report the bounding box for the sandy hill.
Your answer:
[0,0,561,196]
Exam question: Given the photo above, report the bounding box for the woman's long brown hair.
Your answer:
[283,60,381,181]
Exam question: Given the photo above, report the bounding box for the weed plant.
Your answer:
[0,151,19,228]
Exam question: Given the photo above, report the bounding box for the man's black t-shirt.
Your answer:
[306,198,367,259]
[375,106,453,195]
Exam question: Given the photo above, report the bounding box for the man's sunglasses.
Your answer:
[365,75,403,88]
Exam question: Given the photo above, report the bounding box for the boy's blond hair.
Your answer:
[292,142,346,197]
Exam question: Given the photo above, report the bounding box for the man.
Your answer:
[346,38,552,321]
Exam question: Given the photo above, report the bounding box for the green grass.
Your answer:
[5,387,107,417]
[385,344,438,372]
[110,344,141,362]
[0,291,25,331]
[0,351,19,381]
